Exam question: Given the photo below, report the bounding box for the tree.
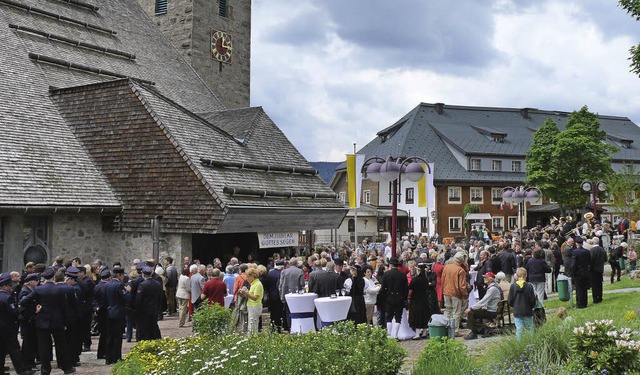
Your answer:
[526,106,618,211]
[525,118,560,200]
[606,165,640,219]
[619,0,640,76]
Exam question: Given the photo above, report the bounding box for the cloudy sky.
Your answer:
[250,0,640,162]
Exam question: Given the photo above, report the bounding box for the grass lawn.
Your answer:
[543,274,639,309]
[603,275,640,290]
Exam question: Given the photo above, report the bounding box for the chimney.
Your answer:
[520,108,530,119]
[435,103,445,115]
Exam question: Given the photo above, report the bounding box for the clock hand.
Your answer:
[222,40,232,50]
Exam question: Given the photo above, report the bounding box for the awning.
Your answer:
[526,203,562,213]
[465,213,492,220]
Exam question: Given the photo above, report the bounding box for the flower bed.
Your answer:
[112,322,406,375]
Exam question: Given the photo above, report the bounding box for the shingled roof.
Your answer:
[0,0,347,232]
[354,103,640,184]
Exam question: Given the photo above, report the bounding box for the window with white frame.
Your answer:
[448,186,461,204]
[507,216,518,230]
[406,188,414,204]
[491,188,502,204]
[420,217,429,232]
[601,214,611,223]
[470,187,483,203]
[470,158,481,170]
[492,216,504,231]
[339,192,346,203]
[449,217,462,233]
[363,190,371,204]
[492,160,502,171]
[511,161,521,172]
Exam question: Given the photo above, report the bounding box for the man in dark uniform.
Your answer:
[104,267,131,365]
[75,266,94,352]
[135,266,163,341]
[265,260,284,330]
[380,257,408,339]
[0,273,33,375]
[93,268,111,360]
[145,260,165,321]
[18,273,40,371]
[571,237,592,309]
[58,267,81,367]
[22,267,75,374]
[127,263,144,342]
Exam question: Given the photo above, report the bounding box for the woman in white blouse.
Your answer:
[363,267,381,325]
[176,267,191,327]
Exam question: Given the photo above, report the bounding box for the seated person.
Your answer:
[464,272,503,340]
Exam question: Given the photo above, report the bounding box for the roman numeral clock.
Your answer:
[211,29,232,64]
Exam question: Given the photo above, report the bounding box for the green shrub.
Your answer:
[570,319,640,374]
[192,302,232,336]
[116,321,406,375]
[411,337,476,375]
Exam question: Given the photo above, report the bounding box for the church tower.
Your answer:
[137,0,251,109]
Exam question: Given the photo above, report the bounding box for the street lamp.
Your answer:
[363,156,431,258]
[501,186,541,248]
[430,210,438,242]
[581,180,606,220]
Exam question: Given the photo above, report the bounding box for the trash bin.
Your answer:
[557,274,570,301]
[428,314,449,340]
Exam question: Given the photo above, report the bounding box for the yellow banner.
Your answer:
[347,154,358,208]
[417,163,427,207]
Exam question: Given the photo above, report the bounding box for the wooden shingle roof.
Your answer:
[0,0,347,232]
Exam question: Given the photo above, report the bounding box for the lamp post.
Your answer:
[501,186,541,248]
[581,180,606,220]
[430,210,438,243]
[363,156,431,258]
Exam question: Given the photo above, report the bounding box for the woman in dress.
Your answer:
[408,263,429,339]
[344,265,367,324]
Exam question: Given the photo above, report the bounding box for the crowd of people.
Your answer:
[0,213,636,374]
[0,256,170,374]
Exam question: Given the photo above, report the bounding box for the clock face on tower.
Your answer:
[211,29,233,64]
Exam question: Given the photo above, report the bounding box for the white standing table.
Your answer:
[224,294,234,308]
[285,292,318,334]
[314,296,352,328]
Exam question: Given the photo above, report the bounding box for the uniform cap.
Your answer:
[100,269,112,278]
[142,266,153,275]
[65,266,80,277]
[112,267,125,274]
[24,273,40,283]
[41,267,55,279]
[0,272,11,286]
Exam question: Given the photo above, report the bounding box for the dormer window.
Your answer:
[470,125,507,143]
[492,160,502,171]
[470,158,481,171]
[607,133,634,149]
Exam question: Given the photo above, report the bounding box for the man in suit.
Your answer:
[589,236,607,304]
[307,260,326,296]
[104,267,131,365]
[265,260,284,330]
[311,261,339,298]
[190,264,205,312]
[380,257,408,339]
[22,267,75,374]
[0,273,33,375]
[571,237,592,309]
[278,258,305,331]
[334,259,350,290]
[135,266,163,341]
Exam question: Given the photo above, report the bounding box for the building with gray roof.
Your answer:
[0,0,346,271]
[329,102,639,244]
